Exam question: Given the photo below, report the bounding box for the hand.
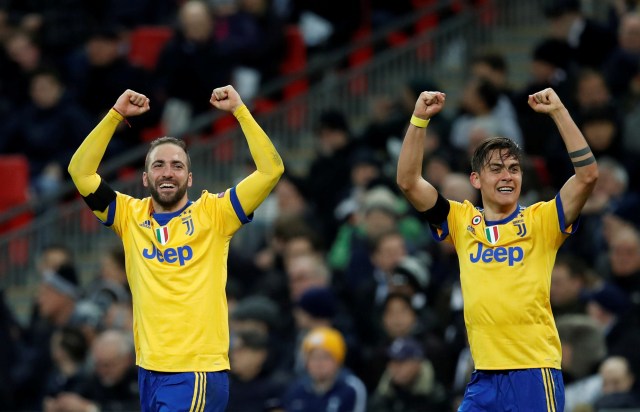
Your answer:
[527,88,564,114]
[210,85,244,113]
[414,91,446,120]
[113,89,150,118]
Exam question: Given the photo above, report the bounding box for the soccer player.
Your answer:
[396,87,598,411]
[68,85,284,411]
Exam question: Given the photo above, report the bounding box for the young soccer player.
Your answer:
[68,85,284,411]
[396,87,598,411]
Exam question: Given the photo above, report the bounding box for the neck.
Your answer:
[483,203,518,222]
[152,197,188,213]
[313,376,337,394]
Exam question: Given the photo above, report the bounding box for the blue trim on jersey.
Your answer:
[103,199,117,227]
[555,194,579,234]
[153,201,193,226]
[429,220,450,241]
[484,204,523,226]
[229,186,253,224]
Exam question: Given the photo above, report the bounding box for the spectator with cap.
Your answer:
[230,294,293,373]
[281,326,367,412]
[292,287,358,375]
[227,330,291,412]
[369,336,447,412]
[230,294,280,339]
[329,186,427,291]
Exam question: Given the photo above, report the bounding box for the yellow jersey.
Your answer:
[106,188,247,371]
[432,196,575,370]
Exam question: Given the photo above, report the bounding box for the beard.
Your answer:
[148,178,189,210]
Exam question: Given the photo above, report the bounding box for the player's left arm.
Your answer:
[528,88,598,226]
[210,85,284,215]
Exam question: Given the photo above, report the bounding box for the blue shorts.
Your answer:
[459,368,564,412]
[139,367,229,412]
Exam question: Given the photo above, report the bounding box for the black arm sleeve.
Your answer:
[420,192,450,225]
[82,179,116,213]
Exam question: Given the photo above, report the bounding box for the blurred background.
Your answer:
[1,0,639,411]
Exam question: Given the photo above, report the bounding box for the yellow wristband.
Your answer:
[410,115,430,128]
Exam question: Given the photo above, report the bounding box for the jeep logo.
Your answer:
[142,244,193,266]
[469,243,524,266]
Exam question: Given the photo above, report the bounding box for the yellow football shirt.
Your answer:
[105,188,247,371]
[432,196,575,370]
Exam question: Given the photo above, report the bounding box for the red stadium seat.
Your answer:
[0,155,32,266]
[128,26,174,70]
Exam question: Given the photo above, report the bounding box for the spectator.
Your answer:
[369,336,448,412]
[603,12,640,99]
[594,355,640,410]
[82,244,131,330]
[44,329,139,412]
[291,287,357,374]
[1,67,93,198]
[513,38,573,161]
[11,264,100,410]
[543,0,617,69]
[155,0,232,134]
[227,330,291,412]
[214,0,287,101]
[281,326,367,412]
[305,109,360,244]
[43,326,89,400]
[556,314,607,412]
[550,254,593,317]
[1,29,44,108]
[582,281,640,374]
[66,25,153,157]
[449,77,522,153]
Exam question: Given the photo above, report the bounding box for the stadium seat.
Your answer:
[0,155,32,266]
[128,26,174,70]
[279,25,308,129]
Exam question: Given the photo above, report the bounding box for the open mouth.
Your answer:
[497,187,513,194]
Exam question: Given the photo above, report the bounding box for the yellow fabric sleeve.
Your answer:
[233,105,284,215]
[68,109,123,220]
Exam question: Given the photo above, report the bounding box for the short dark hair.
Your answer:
[145,136,191,171]
[471,137,523,173]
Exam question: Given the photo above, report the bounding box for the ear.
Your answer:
[142,171,149,188]
[470,172,481,190]
[187,172,193,188]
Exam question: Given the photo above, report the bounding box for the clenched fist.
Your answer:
[113,89,150,118]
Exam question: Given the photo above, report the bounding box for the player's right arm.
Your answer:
[396,91,448,216]
[68,90,150,221]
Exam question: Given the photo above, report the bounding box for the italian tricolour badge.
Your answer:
[155,226,169,245]
[485,226,499,244]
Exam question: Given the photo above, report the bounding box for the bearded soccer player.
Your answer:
[68,85,284,411]
[396,88,598,411]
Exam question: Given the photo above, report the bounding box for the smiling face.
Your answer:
[470,137,523,218]
[471,149,522,215]
[143,143,192,212]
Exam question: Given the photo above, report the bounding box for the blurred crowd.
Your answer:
[2,0,640,411]
[0,0,459,201]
